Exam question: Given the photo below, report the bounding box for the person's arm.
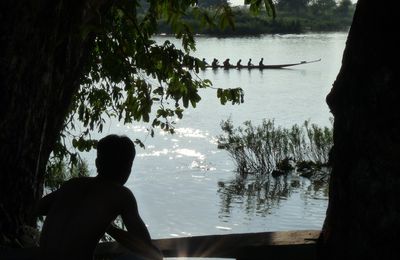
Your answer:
[107,189,163,260]
[106,224,162,260]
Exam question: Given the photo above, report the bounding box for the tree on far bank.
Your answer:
[276,0,310,13]
[197,0,229,8]
[335,0,353,17]
[309,0,337,16]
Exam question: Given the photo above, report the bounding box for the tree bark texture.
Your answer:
[321,0,400,259]
[0,0,110,245]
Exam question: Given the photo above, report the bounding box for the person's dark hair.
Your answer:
[96,135,136,183]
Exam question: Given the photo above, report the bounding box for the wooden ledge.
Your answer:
[95,230,321,259]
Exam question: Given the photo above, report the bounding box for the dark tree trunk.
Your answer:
[320,0,400,259]
[0,0,109,245]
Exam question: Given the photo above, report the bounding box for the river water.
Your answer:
[81,32,348,240]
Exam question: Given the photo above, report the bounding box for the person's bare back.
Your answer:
[38,135,162,260]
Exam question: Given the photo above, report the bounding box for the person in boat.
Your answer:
[247,58,253,67]
[259,58,264,67]
[211,58,219,69]
[223,58,231,69]
[201,58,208,70]
[37,135,163,260]
[236,59,242,68]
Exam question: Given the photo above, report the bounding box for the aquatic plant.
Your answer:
[218,119,333,178]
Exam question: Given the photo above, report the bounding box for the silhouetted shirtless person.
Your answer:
[37,135,162,260]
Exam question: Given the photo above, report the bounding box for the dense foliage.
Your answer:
[157,0,355,36]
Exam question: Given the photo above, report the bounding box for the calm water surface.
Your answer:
[81,32,347,240]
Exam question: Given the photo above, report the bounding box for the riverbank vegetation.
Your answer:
[156,0,355,36]
[218,119,332,182]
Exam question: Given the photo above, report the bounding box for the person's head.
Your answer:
[95,134,136,184]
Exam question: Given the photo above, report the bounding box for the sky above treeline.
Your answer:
[229,0,358,6]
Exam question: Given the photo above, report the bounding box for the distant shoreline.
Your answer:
[155,5,355,37]
[155,28,351,38]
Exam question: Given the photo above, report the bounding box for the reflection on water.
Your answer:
[218,172,329,220]
[218,175,291,217]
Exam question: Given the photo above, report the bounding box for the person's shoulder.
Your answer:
[105,183,134,199]
[118,186,139,208]
[120,186,135,199]
[62,177,92,187]
[62,177,105,194]
[67,176,92,183]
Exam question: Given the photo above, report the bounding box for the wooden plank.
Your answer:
[0,230,320,259]
[95,230,320,259]
[236,244,317,260]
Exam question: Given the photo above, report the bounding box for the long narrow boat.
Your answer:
[206,58,321,70]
